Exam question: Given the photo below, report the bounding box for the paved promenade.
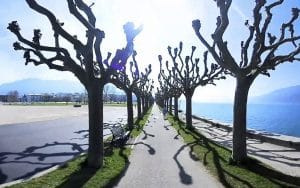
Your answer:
[179,115,300,177]
[116,105,222,188]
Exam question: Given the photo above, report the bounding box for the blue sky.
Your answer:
[0,0,299,102]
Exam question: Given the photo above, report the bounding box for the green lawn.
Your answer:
[5,102,81,106]
[167,115,300,188]
[103,103,127,107]
[129,107,152,138]
[8,106,153,188]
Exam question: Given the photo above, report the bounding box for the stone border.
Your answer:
[192,115,300,150]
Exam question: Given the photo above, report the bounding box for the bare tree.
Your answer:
[192,0,300,163]
[159,42,225,129]
[8,0,141,168]
[7,90,19,103]
[133,63,152,119]
[158,60,183,119]
[103,84,111,103]
[111,51,142,130]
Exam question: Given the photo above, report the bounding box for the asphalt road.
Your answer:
[0,107,129,184]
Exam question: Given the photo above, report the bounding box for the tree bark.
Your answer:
[169,97,173,115]
[87,83,103,168]
[126,90,134,130]
[174,96,179,119]
[137,95,142,120]
[232,77,252,163]
[185,94,193,129]
[142,97,146,115]
[166,98,169,112]
[145,97,149,112]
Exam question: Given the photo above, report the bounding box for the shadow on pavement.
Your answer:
[171,117,300,188]
[0,141,87,184]
[0,169,7,184]
[141,129,155,140]
[173,144,193,185]
[126,142,156,155]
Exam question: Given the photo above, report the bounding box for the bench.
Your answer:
[110,125,130,146]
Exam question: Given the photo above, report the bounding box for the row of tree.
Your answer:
[8,0,153,168]
[156,0,300,163]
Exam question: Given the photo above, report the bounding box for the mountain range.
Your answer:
[0,79,85,95]
[250,85,300,104]
[1,79,300,104]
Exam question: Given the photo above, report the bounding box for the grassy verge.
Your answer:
[9,147,130,188]
[130,106,153,138]
[4,102,81,106]
[8,106,153,188]
[103,103,127,107]
[167,116,300,188]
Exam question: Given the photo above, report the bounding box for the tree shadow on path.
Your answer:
[125,142,156,155]
[0,141,87,184]
[170,117,300,188]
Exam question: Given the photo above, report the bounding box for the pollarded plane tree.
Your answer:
[192,0,300,163]
[133,63,153,118]
[155,87,164,108]
[111,51,151,130]
[158,60,183,119]
[141,77,155,113]
[157,79,171,110]
[158,42,226,129]
[7,0,142,168]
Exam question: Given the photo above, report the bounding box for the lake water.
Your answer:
[179,102,300,138]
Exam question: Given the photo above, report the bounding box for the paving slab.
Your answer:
[116,105,222,188]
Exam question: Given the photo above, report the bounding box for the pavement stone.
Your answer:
[115,105,223,188]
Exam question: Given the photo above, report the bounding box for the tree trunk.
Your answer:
[145,97,149,112]
[169,97,173,115]
[126,90,134,130]
[232,77,252,163]
[137,95,142,120]
[174,96,179,119]
[166,99,169,112]
[185,94,193,129]
[87,83,103,168]
[142,97,146,115]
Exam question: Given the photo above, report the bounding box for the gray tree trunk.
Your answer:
[185,94,193,129]
[126,90,134,130]
[174,96,179,119]
[232,77,252,163]
[87,83,104,168]
[142,97,146,115]
[169,97,173,115]
[137,96,142,120]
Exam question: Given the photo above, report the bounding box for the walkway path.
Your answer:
[115,105,222,188]
[181,116,300,177]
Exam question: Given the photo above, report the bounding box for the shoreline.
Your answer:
[191,114,300,150]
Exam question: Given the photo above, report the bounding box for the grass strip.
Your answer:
[8,106,153,188]
[167,115,300,188]
[103,103,127,107]
[5,102,81,106]
[130,106,153,138]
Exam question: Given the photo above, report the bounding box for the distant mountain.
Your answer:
[250,85,300,104]
[0,78,85,95]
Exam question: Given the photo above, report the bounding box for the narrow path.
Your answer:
[115,105,222,188]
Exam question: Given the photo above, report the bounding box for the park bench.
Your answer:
[110,125,130,146]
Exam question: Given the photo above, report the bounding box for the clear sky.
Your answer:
[0,0,299,103]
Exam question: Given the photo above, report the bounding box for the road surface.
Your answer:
[0,105,130,184]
